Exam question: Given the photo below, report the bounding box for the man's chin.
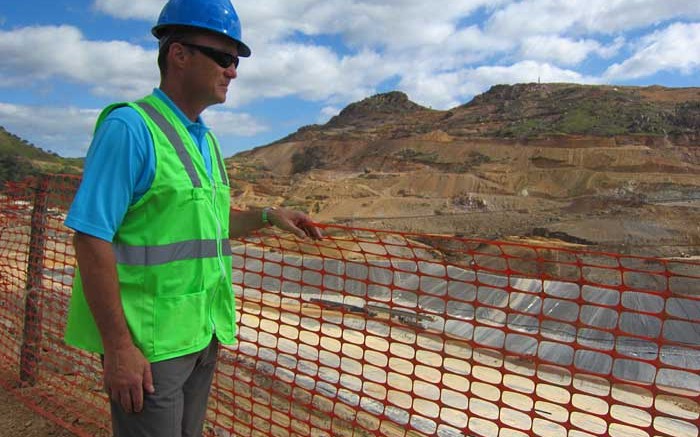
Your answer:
[211,94,227,105]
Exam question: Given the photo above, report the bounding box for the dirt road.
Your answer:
[0,385,75,436]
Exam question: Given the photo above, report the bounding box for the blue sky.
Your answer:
[1,1,699,158]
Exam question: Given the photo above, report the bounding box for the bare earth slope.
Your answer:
[230,83,700,258]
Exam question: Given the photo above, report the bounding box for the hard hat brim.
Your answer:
[152,24,251,57]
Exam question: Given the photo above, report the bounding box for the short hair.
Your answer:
[157,26,202,76]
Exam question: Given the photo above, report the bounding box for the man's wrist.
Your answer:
[102,332,135,352]
[261,207,277,226]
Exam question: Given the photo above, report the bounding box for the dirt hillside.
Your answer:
[229,83,700,258]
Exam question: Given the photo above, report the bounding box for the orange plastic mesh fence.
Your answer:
[1,174,698,437]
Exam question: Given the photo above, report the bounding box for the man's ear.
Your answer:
[169,42,189,68]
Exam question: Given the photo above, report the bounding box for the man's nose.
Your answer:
[225,64,237,78]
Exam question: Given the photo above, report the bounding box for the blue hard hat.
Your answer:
[152,0,251,57]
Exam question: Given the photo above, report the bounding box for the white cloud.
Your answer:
[323,2,487,50]
[202,108,268,137]
[92,0,504,52]
[83,0,700,109]
[202,108,269,156]
[398,71,464,109]
[93,0,163,20]
[487,0,700,38]
[605,22,700,80]
[228,45,395,107]
[519,36,604,66]
[471,61,597,85]
[447,25,514,58]
[319,106,340,124]
[0,103,100,157]
[400,61,599,109]
[0,26,158,99]
[0,101,266,158]
[597,36,626,59]
[238,1,503,49]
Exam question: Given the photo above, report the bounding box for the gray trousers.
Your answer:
[110,338,219,437]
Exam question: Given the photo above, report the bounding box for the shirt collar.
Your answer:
[152,88,210,132]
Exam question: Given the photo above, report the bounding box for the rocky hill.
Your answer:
[454,83,700,138]
[230,83,700,258]
[270,84,700,145]
[0,126,82,187]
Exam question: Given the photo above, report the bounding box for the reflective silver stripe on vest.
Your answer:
[208,132,229,186]
[136,101,202,188]
[114,239,233,266]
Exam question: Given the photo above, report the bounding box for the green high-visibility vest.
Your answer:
[65,95,236,362]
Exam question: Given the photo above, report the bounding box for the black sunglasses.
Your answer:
[180,42,239,69]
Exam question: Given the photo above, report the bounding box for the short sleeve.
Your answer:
[65,107,155,242]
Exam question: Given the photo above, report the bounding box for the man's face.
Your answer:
[180,33,240,106]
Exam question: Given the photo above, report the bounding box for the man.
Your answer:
[63,0,322,435]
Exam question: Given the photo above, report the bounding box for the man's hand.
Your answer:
[103,342,155,413]
[267,207,323,240]
[72,232,155,413]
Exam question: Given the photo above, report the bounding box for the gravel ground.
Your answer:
[0,385,76,437]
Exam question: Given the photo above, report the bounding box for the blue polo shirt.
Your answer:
[65,89,214,242]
